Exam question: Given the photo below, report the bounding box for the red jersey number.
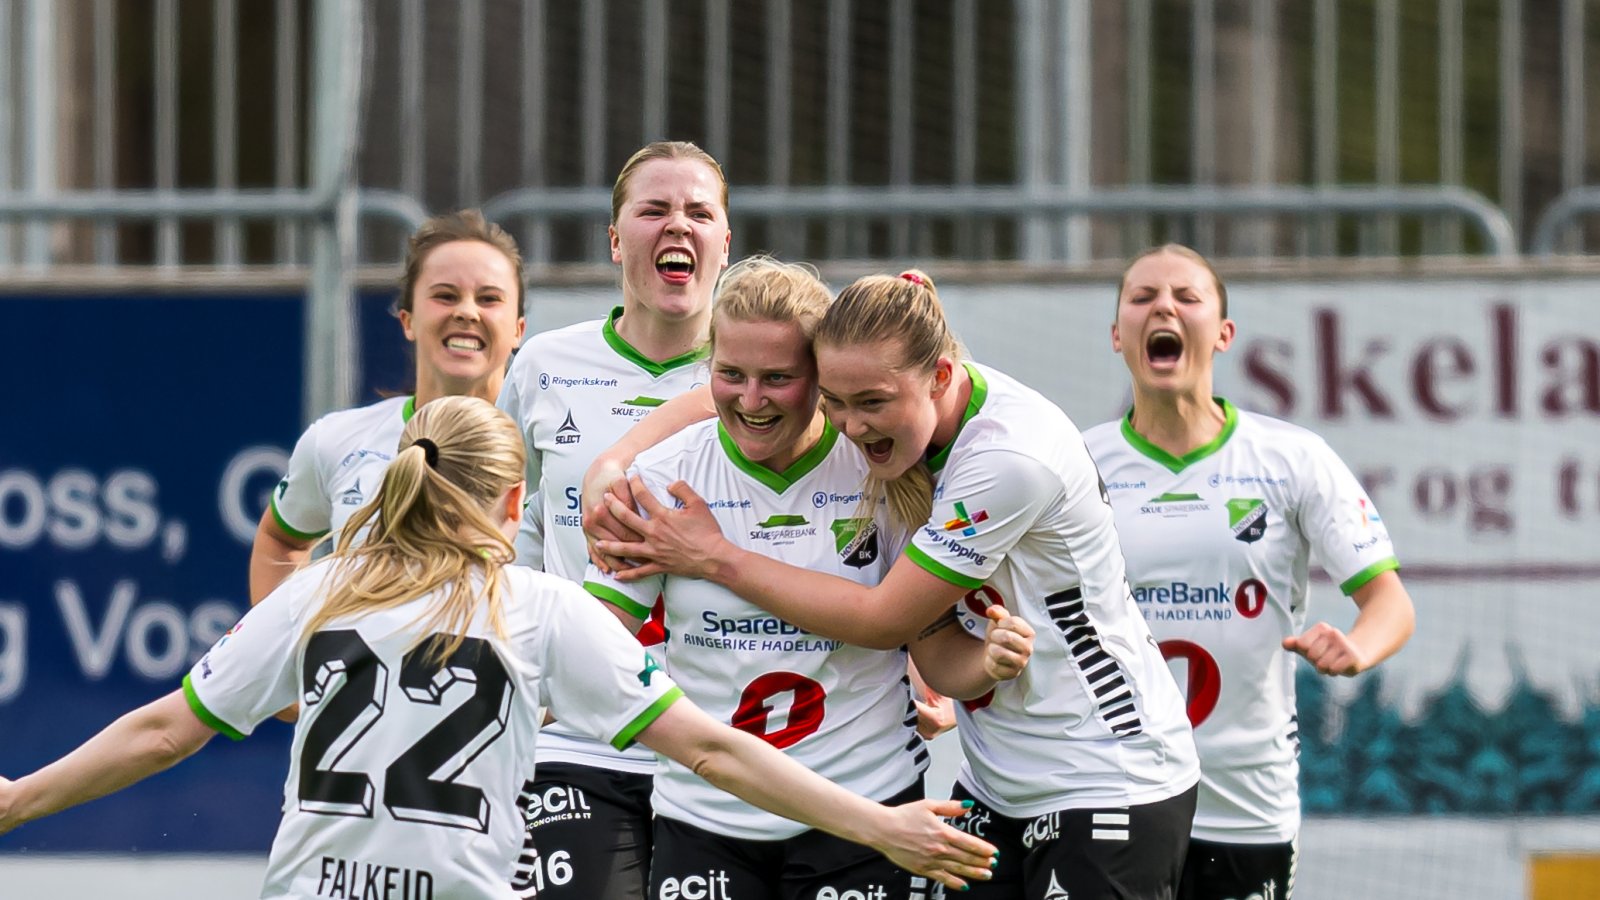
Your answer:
[732,672,827,749]
[1158,639,1221,727]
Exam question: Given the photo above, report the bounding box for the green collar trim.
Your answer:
[1120,397,1238,473]
[716,418,839,495]
[401,396,416,422]
[602,307,710,376]
[927,362,988,474]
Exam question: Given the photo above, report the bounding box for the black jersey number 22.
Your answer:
[298,630,513,832]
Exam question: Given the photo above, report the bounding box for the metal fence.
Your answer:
[0,0,1596,275]
[356,0,1581,263]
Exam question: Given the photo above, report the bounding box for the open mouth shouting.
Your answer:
[656,248,696,285]
[1145,329,1184,372]
[860,437,895,465]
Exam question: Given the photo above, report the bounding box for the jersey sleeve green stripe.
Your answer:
[585,581,653,620]
[182,673,248,742]
[610,686,684,751]
[269,496,329,543]
[906,544,986,589]
[1340,557,1400,595]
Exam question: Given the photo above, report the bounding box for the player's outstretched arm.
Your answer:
[635,699,997,890]
[0,689,215,835]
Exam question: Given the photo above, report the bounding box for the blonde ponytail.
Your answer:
[304,396,526,664]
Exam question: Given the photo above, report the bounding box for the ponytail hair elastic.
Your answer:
[412,438,440,468]
[899,271,926,287]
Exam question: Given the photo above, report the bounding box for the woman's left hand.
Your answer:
[982,606,1034,681]
[598,477,732,582]
[1283,622,1368,676]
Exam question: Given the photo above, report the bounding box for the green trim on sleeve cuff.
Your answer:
[611,686,685,750]
[906,544,986,589]
[269,496,329,543]
[585,581,653,620]
[182,673,247,742]
[1340,557,1400,595]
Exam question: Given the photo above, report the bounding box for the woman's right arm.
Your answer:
[635,700,996,889]
[248,507,315,603]
[0,690,216,834]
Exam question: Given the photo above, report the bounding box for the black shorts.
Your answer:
[510,762,654,900]
[947,783,1197,900]
[1177,836,1295,900]
[650,781,931,900]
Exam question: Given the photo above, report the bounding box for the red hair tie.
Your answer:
[899,271,926,287]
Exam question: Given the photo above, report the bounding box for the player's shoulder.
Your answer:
[509,317,609,373]
[303,396,411,450]
[309,394,409,430]
[500,562,588,603]
[1228,403,1337,457]
[959,363,1080,463]
[499,564,605,636]
[272,557,343,620]
[526,316,608,351]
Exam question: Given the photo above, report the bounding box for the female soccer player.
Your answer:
[0,397,999,897]
[1081,245,1416,900]
[249,208,525,601]
[494,140,729,898]
[593,270,1200,900]
[581,257,1032,900]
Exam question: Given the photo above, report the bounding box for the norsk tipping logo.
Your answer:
[944,501,989,537]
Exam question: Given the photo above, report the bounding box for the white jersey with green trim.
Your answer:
[1083,400,1400,843]
[906,363,1198,819]
[270,396,414,542]
[183,560,681,900]
[584,418,927,840]
[497,307,708,772]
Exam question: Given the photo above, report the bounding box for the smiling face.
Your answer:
[816,338,946,480]
[398,239,525,401]
[1112,249,1235,398]
[609,157,731,322]
[710,317,823,471]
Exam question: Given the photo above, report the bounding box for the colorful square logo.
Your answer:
[943,501,989,537]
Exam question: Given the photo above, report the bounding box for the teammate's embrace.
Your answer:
[0,397,1000,896]
[582,257,1032,900]
[595,270,1198,900]
[1083,245,1415,900]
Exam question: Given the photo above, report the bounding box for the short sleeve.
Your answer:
[582,563,661,623]
[580,461,669,620]
[1295,437,1400,594]
[270,422,332,540]
[538,579,683,750]
[907,449,1063,588]
[183,585,303,740]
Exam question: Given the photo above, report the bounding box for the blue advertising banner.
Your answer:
[0,289,408,852]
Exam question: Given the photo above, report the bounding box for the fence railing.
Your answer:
[3,0,1596,273]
